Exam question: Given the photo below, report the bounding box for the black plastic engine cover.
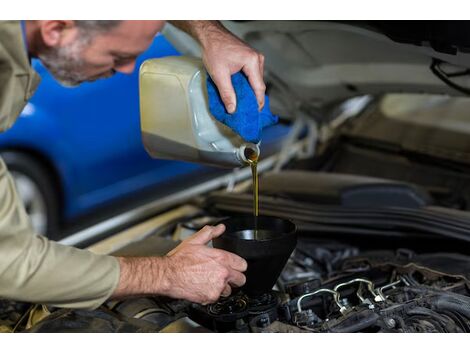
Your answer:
[260,171,432,208]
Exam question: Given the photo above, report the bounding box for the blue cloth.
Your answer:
[207,72,278,143]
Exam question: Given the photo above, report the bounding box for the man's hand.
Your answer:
[162,224,247,303]
[169,21,266,114]
[112,224,247,305]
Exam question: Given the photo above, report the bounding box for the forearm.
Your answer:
[111,256,170,299]
[168,20,232,49]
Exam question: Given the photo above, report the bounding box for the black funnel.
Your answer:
[213,216,296,297]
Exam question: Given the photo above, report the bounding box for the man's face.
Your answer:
[38,21,165,86]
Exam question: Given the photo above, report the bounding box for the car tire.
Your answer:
[0,151,61,240]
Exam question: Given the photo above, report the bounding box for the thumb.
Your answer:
[185,224,226,245]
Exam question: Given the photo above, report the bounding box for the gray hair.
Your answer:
[74,20,122,35]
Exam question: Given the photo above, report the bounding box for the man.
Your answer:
[0,20,266,309]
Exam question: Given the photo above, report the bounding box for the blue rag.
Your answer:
[206,72,278,143]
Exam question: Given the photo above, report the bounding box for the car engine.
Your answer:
[20,229,470,333]
[7,170,470,333]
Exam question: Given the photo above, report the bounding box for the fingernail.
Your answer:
[227,104,235,114]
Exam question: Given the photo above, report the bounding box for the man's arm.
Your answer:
[0,158,246,308]
[169,20,266,114]
[0,157,120,309]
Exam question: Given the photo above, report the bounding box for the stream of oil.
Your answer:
[246,149,259,239]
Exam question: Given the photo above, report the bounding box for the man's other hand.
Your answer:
[113,224,247,305]
[162,224,247,304]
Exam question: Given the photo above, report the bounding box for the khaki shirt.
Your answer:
[0,21,120,309]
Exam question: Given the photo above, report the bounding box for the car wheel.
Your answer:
[1,152,61,239]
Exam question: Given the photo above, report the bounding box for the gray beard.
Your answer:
[38,39,91,87]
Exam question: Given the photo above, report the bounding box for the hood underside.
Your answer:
[164,21,470,108]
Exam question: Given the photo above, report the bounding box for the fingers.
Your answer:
[185,224,226,245]
[225,251,247,272]
[210,70,237,114]
[242,54,266,111]
[221,284,232,297]
[211,223,226,238]
[204,247,247,272]
[227,269,246,288]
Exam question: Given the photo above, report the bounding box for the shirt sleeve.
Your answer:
[0,157,120,309]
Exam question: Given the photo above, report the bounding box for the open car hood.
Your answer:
[164,21,470,108]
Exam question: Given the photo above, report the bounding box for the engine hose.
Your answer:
[405,287,470,319]
[327,309,380,333]
[432,295,470,319]
[405,307,459,332]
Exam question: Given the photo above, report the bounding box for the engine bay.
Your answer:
[112,240,470,333]
[4,114,470,333]
[23,236,469,333]
[16,168,470,333]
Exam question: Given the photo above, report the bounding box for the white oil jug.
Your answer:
[139,56,259,168]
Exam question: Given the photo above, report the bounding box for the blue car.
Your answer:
[0,34,290,240]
